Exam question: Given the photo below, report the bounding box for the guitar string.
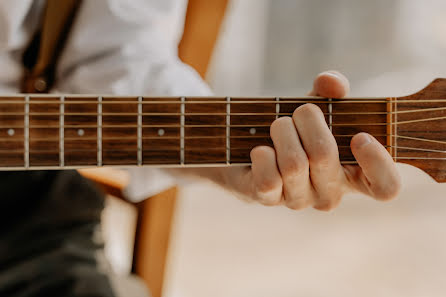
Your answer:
[0,144,444,156]
[0,117,445,130]
[0,135,389,141]
[1,99,446,104]
[1,99,445,126]
[1,105,446,115]
[0,134,443,143]
[0,113,444,127]
[3,158,446,170]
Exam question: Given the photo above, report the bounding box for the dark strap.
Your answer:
[21,0,82,93]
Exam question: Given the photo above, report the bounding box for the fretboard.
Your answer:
[0,94,395,170]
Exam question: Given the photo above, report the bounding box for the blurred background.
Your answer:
[103,0,446,296]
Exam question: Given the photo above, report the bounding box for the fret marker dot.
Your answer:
[77,129,85,136]
[158,129,165,136]
[7,128,14,136]
[249,128,256,135]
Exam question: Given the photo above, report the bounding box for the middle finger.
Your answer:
[292,104,346,210]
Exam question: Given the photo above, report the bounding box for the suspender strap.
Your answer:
[21,0,82,93]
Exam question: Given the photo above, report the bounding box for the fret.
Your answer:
[102,97,138,165]
[278,99,328,120]
[230,126,270,137]
[226,97,231,164]
[386,97,394,159]
[137,96,143,166]
[184,97,227,164]
[98,96,102,166]
[332,100,387,162]
[64,96,98,165]
[142,97,181,165]
[328,98,333,132]
[275,97,280,119]
[24,96,29,168]
[59,96,65,167]
[181,97,185,165]
[0,97,26,167]
[29,96,59,167]
[394,97,398,162]
[231,136,271,147]
[230,98,275,163]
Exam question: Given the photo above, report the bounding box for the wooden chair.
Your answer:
[79,1,229,296]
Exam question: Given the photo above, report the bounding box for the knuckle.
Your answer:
[308,142,338,167]
[314,198,340,211]
[254,178,282,198]
[313,203,332,212]
[314,192,343,211]
[259,197,282,207]
[256,181,280,195]
[255,189,282,206]
[370,169,402,201]
[372,177,402,201]
[286,199,311,211]
[280,150,309,179]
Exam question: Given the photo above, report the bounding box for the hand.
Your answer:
[207,71,401,211]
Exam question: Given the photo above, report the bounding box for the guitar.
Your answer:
[0,79,445,183]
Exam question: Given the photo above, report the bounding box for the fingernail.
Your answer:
[356,133,373,148]
[323,71,341,79]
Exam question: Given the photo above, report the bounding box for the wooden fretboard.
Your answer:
[0,94,397,170]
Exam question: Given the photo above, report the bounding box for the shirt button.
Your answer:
[34,78,47,92]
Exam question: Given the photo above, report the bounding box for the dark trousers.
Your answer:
[0,170,116,296]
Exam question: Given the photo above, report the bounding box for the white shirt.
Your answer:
[0,0,212,201]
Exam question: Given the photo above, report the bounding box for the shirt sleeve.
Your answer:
[53,0,213,201]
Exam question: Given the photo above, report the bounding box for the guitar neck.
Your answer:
[0,94,395,170]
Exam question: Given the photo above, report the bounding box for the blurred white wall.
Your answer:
[165,1,446,297]
[207,0,269,96]
[209,0,446,97]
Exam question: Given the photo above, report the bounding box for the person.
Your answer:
[0,0,401,296]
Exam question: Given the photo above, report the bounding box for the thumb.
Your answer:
[308,71,350,98]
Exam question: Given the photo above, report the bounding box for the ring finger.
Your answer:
[270,117,315,210]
